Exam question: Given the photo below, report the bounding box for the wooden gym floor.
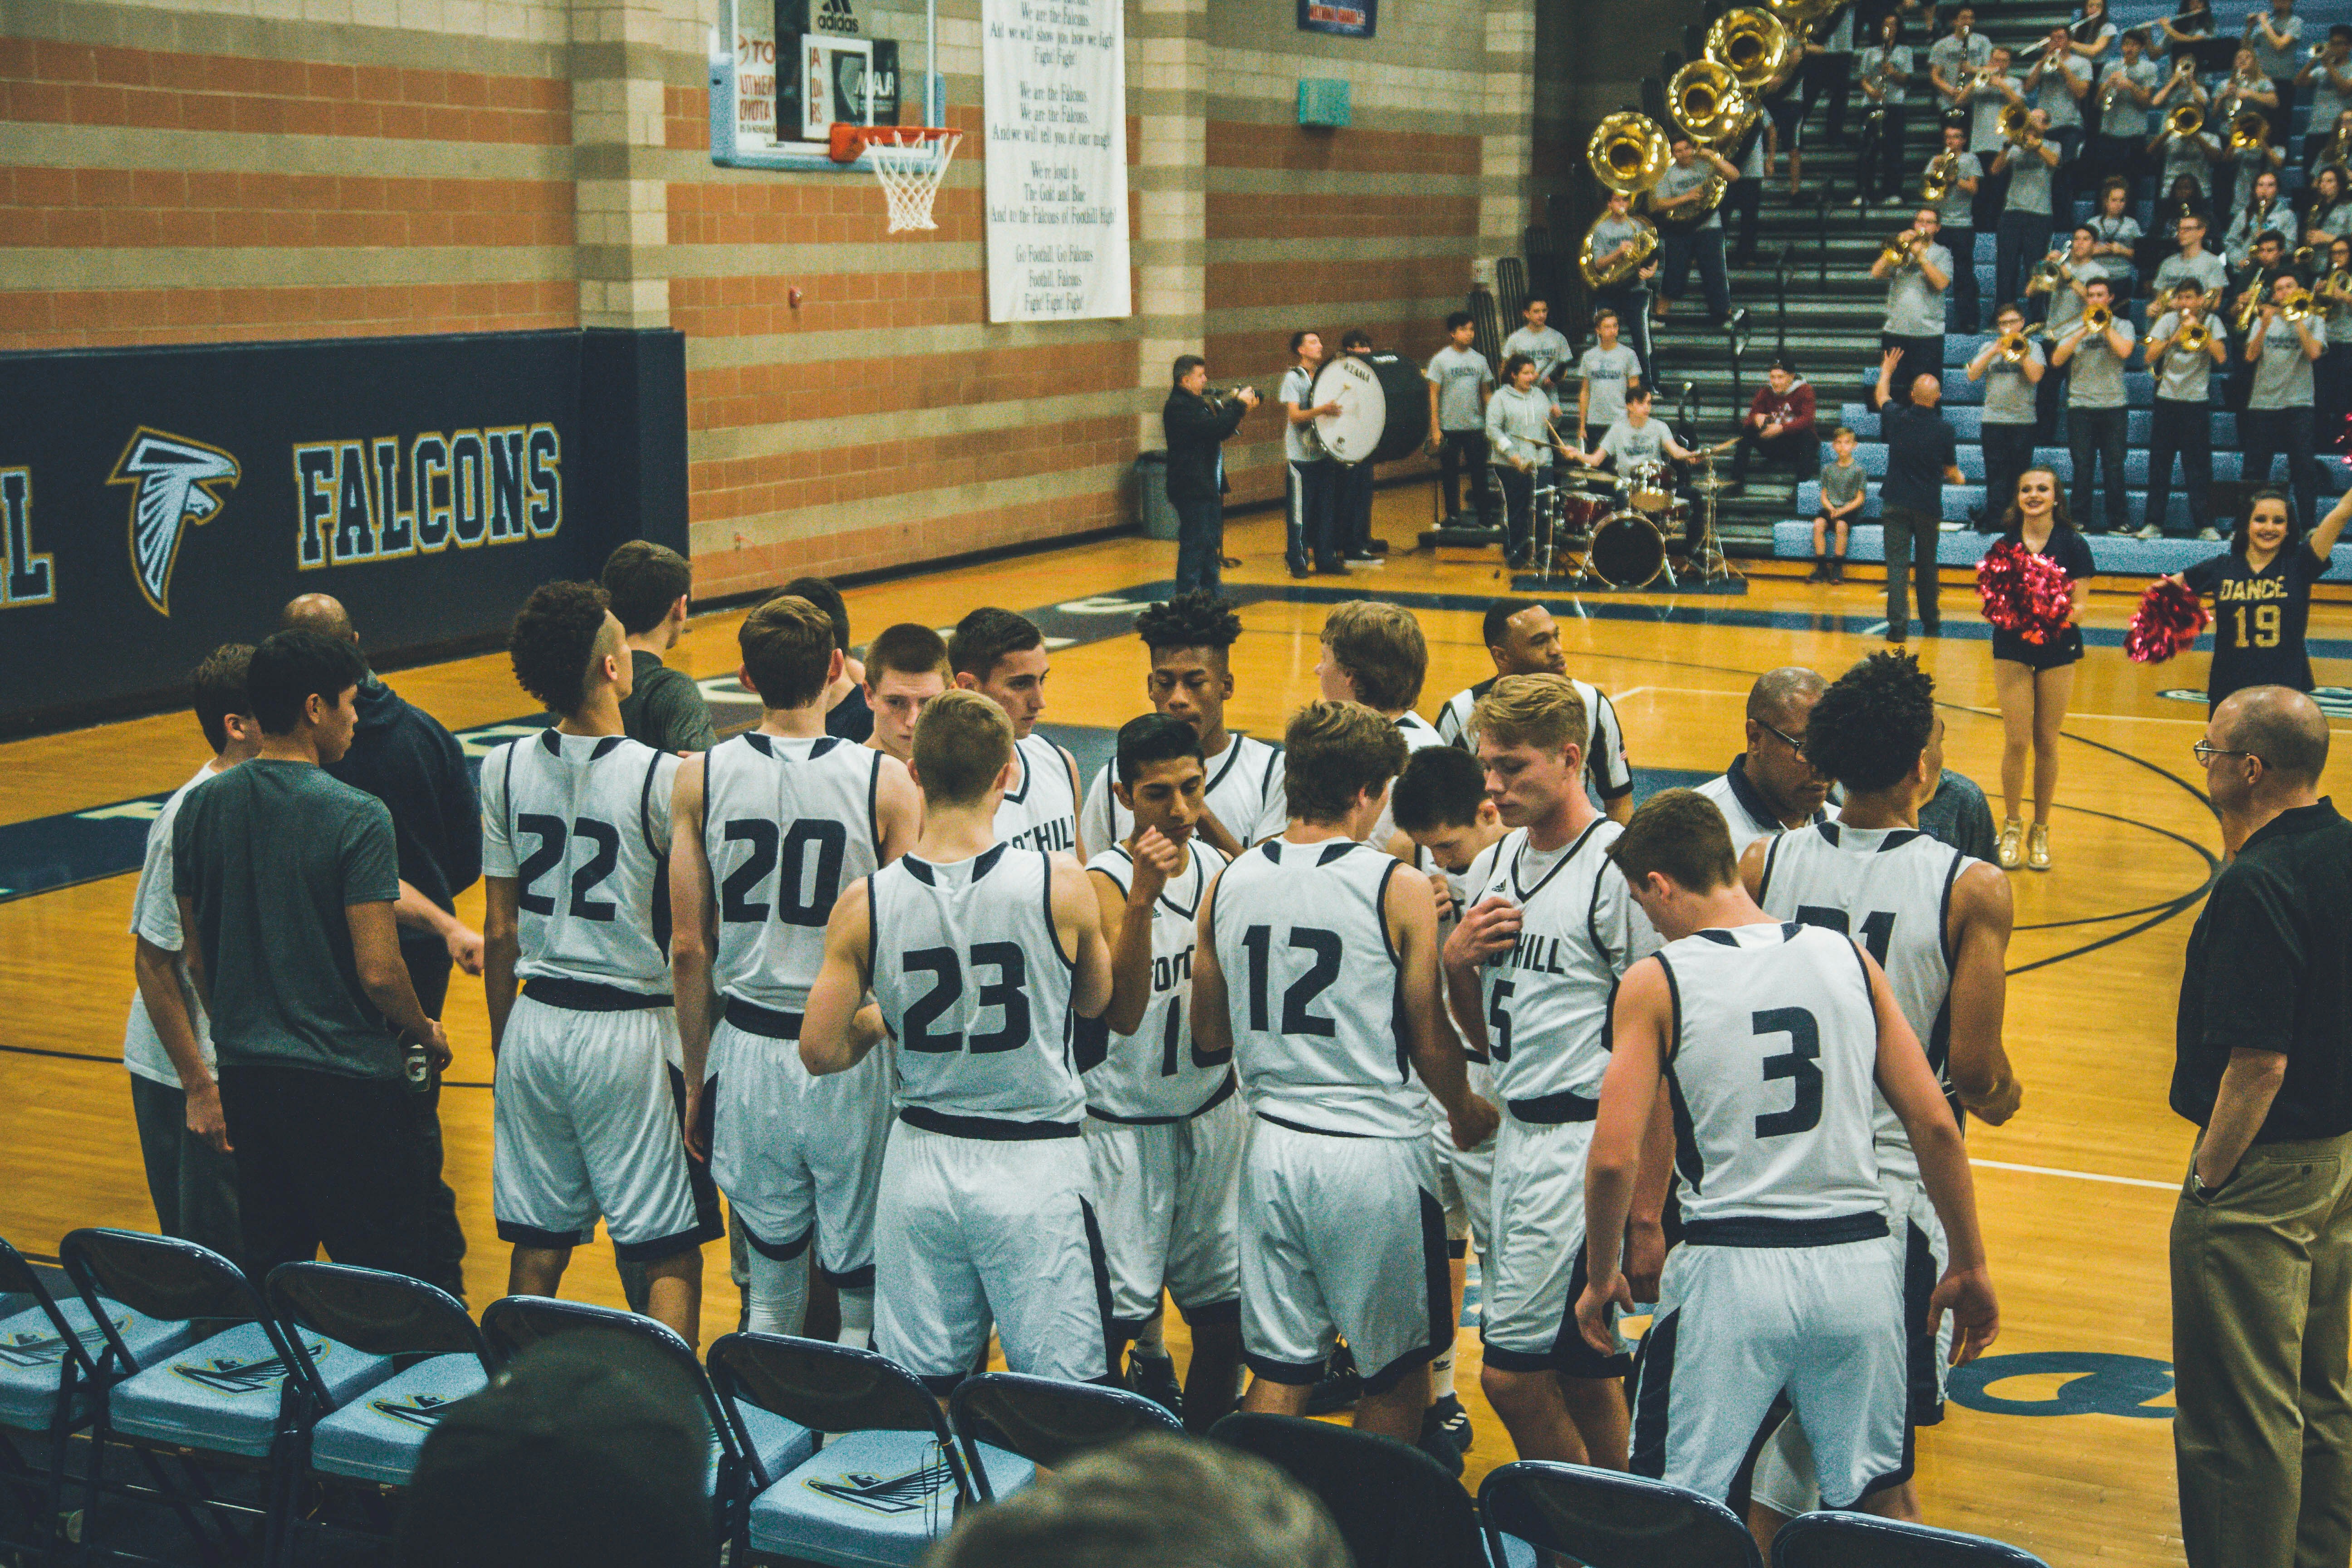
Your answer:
[5,480,2345,1565]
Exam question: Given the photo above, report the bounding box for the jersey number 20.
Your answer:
[719,819,847,928]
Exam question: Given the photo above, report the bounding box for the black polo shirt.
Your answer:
[2172,799,2352,1142]
[1878,402,1956,514]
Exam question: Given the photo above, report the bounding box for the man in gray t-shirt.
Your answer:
[172,628,446,1279]
[1650,135,1740,326]
[1928,121,1985,333]
[2142,281,2231,538]
[1992,119,2062,316]
[1873,208,1953,403]
[2049,278,2136,532]
[1500,297,1573,408]
[1965,302,2046,526]
[2299,27,2352,167]
[2243,271,2328,532]
[1427,311,1496,527]
[1577,328,1642,441]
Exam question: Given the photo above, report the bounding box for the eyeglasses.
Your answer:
[2192,740,2262,766]
[1761,720,1807,751]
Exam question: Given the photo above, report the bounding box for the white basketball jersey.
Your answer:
[1654,921,1886,1229]
[1371,710,1451,847]
[1079,839,1232,1120]
[704,732,883,1013]
[1757,822,1972,1184]
[480,730,679,993]
[1464,819,1661,1107]
[1078,734,1286,853]
[1209,837,1430,1139]
[1435,675,1635,802]
[993,732,1080,856]
[870,845,1082,1126]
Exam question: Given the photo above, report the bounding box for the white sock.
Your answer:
[744,1249,810,1338]
[1431,1343,1457,1401]
[1132,1308,1169,1361]
[836,1287,874,1350]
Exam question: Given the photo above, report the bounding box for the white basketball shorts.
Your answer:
[1479,1113,1631,1379]
[1431,1057,1496,1256]
[1083,1084,1245,1330]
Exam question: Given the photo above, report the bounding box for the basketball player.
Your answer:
[801,690,1115,1389]
[1740,652,2020,1544]
[950,607,1084,857]
[1082,714,1243,1431]
[1314,601,1445,852]
[1576,790,2000,1514]
[1078,593,1286,859]
[480,582,710,1340]
[1441,676,1660,1468]
[1192,700,1499,1442]
[1698,666,1835,845]
[669,596,921,1344]
[861,622,951,766]
[1432,598,1636,824]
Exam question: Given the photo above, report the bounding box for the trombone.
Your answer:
[2166,102,2206,138]
[2229,107,2271,151]
[2283,287,2317,323]
[2177,314,2214,354]
[1997,324,2048,363]
[2025,255,2071,293]
[2081,302,2116,335]
[1921,151,1961,204]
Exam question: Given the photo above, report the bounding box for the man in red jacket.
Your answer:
[1728,359,1818,490]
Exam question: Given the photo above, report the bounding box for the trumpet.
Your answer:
[2326,267,2352,306]
[1878,228,1922,270]
[2236,283,2266,331]
[1921,152,1960,204]
[2167,102,2206,137]
[2230,108,2270,150]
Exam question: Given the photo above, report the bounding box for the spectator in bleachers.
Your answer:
[1799,0,1859,152]
[2242,270,2329,530]
[1994,111,2064,316]
[1965,46,2024,230]
[2226,167,2293,265]
[2090,177,2147,299]
[2152,81,2227,201]
[1929,118,1986,332]
[1988,467,2093,871]
[1874,208,1955,399]
[2215,46,2287,216]
[1929,6,1992,110]
[1858,15,1918,209]
[2095,36,2164,196]
[1809,426,1868,582]
[1966,302,2048,528]
[1730,358,1819,489]
[2051,276,2139,533]
[2068,0,2120,64]
[2026,25,2094,213]
[1871,349,1967,644]
[2296,26,2352,170]
[2318,233,2352,441]
[2244,0,2304,115]
[2301,161,2352,257]
[2031,226,2106,436]
[1585,191,1657,380]
[2169,487,2351,707]
[2143,279,2233,540]
[1652,134,1740,328]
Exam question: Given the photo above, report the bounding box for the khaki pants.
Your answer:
[2171,1131,2352,1568]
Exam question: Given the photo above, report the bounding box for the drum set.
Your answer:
[1526,436,1741,589]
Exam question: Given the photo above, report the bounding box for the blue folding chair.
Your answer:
[0,1236,199,1566]
[480,1296,811,1563]
[1773,1509,2052,1567]
[1477,1460,1762,1568]
[265,1263,494,1562]
[947,1370,1180,1494]
[708,1331,1028,1568]
[59,1228,395,1567]
[1210,1411,1485,1568]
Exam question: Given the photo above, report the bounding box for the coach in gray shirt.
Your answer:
[1873,209,1953,405]
[2051,276,2136,533]
[2243,272,2327,532]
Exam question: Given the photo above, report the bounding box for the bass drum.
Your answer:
[1363,351,1432,464]
[1588,510,1668,588]
[1309,354,1386,464]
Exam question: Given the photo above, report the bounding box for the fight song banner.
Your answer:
[0,327,687,734]
[981,0,1132,322]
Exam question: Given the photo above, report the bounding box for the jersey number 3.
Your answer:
[1753,1005,1823,1138]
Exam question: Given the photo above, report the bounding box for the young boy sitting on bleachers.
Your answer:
[1809,426,1867,584]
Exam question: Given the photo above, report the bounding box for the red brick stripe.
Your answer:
[691,415,1131,522]
[0,279,576,352]
[0,166,572,247]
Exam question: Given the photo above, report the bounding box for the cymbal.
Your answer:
[1559,466,1614,486]
[1687,475,1734,492]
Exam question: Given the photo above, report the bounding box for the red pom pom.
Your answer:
[2126,577,2209,665]
[1976,543,2073,642]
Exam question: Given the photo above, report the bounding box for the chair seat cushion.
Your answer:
[727,1401,819,1492]
[308,1353,490,1485]
[0,1298,193,1432]
[747,1427,1034,1567]
[113,1322,393,1458]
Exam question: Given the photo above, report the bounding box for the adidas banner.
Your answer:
[0,327,687,734]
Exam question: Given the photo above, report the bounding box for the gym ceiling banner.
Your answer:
[981,0,1132,322]
[0,328,688,735]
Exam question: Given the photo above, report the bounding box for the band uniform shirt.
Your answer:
[1600,417,1673,472]
[2155,248,2230,300]
[2091,211,2146,271]
[2034,53,2089,128]
[1579,344,1642,428]
[1427,346,1495,432]
[2183,545,2327,694]
[2064,314,2137,407]
[1653,159,1724,231]
[2004,144,2058,216]
[1967,72,2021,152]
[2101,56,2163,137]
[2332,287,2352,348]
[172,758,403,1080]
[2308,56,2352,127]
[2160,132,2222,196]
[1935,154,1984,228]
[125,761,222,1087]
[1884,241,1955,337]
[1929,29,1992,90]
[2173,799,2352,1143]
[1588,216,1653,283]
[1501,325,1573,393]
[2045,259,2105,335]
[620,651,717,755]
[1859,44,1913,105]
[1981,341,2044,426]
[1819,458,1868,513]
[2225,197,2289,267]
[2247,316,2318,408]
[2249,9,2303,78]
[2151,310,2219,402]
[1487,384,1556,469]
[1280,364,1323,465]
[1876,401,1957,514]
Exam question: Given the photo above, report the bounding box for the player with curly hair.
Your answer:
[479,581,715,1341]
[1737,650,2022,1549]
[1078,592,1288,861]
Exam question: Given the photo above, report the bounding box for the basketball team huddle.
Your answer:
[482,578,2018,1541]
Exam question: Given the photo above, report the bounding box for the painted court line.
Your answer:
[1970,1157,2178,1192]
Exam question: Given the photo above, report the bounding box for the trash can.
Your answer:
[1135,451,1179,541]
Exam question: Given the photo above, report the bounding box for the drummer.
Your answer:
[1575,308,1642,454]
[1571,384,1705,547]
[1487,353,1561,569]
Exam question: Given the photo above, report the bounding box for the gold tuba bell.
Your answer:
[1587,111,1671,195]
[1669,59,1752,147]
[2168,103,2205,138]
[1706,8,1800,93]
[1760,0,1837,35]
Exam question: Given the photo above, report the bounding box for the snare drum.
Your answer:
[1623,461,1676,514]
[1588,510,1669,588]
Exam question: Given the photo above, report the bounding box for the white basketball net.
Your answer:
[867,130,960,233]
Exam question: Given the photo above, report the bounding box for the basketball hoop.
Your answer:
[828,123,960,233]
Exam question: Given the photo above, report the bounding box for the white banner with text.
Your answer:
[982,0,1131,322]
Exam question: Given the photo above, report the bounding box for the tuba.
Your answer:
[1669,59,1753,147]
[1707,8,1800,94]
[1582,112,1670,287]
[1580,214,1661,288]
[2167,102,2205,137]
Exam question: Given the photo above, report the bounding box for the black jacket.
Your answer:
[1162,388,1250,502]
[324,675,482,951]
